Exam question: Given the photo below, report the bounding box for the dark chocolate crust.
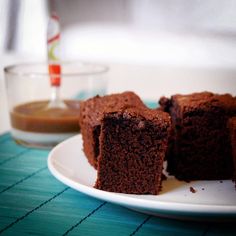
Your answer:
[95,107,171,194]
[79,91,146,168]
[159,92,236,180]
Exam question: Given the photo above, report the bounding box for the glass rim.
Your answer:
[4,61,109,77]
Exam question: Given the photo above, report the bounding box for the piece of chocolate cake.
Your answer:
[79,91,145,169]
[159,92,236,180]
[95,107,171,194]
[229,117,236,186]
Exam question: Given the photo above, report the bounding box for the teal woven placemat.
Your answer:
[0,132,235,236]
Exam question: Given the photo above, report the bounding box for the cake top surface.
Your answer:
[172,91,236,112]
[104,106,171,128]
[79,91,145,126]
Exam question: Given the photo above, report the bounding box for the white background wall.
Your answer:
[2,0,236,68]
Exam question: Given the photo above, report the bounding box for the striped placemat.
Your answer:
[0,132,235,236]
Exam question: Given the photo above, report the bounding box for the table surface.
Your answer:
[0,132,236,236]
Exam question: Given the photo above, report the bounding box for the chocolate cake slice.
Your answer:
[159,92,236,180]
[79,91,145,169]
[95,107,171,194]
[229,117,236,186]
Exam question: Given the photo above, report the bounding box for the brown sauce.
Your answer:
[10,100,80,133]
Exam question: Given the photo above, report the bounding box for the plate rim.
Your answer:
[47,134,236,216]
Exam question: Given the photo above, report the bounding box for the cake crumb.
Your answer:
[190,186,197,193]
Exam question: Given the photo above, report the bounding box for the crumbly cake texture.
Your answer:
[159,92,236,181]
[79,91,146,169]
[95,107,171,194]
[229,117,236,186]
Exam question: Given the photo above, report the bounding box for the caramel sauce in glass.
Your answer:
[10,100,80,133]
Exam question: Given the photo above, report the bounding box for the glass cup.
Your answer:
[4,61,108,148]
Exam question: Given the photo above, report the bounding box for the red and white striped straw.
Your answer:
[47,12,61,87]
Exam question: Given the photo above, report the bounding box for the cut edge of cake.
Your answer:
[95,106,171,194]
[228,117,236,187]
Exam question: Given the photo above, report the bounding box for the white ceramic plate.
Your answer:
[48,135,236,221]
